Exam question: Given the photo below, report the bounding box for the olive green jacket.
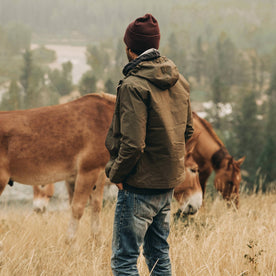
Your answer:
[105,50,193,189]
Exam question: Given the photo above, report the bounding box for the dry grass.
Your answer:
[0,193,275,276]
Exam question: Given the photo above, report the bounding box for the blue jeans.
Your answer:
[111,189,173,276]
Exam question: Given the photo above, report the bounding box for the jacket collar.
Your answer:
[122,48,160,76]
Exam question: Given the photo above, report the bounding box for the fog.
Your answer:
[0,0,275,190]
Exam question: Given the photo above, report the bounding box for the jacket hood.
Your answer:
[123,49,179,90]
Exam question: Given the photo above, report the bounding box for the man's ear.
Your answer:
[126,47,138,60]
[126,47,132,55]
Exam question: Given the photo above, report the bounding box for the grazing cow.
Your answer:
[0,93,115,242]
[174,132,202,215]
[192,112,245,207]
[32,133,202,230]
[32,111,244,216]
[33,184,54,213]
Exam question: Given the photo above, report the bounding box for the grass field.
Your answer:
[0,193,275,276]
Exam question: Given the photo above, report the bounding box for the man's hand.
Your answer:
[116,183,123,190]
[108,178,123,190]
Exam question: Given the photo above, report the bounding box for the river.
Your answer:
[31,44,90,84]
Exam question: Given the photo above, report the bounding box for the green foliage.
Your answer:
[18,49,59,109]
[78,70,97,96]
[0,23,31,56]
[191,37,205,84]
[0,23,32,83]
[48,61,73,96]
[244,240,264,275]
[0,0,275,190]
[228,90,264,187]
[86,44,110,78]
[164,32,187,75]
[20,49,39,109]
[257,62,276,186]
[104,78,116,95]
[1,0,275,54]
[4,23,31,55]
[32,46,56,64]
[0,80,22,110]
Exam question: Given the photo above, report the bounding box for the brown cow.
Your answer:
[33,184,54,213]
[32,110,244,217]
[0,93,115,241]
[174,132,202,215]
[192,112,245,207]
[31,133,202,231]
[65,132,203,225]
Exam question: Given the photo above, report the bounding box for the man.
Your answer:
[105,14,193,276]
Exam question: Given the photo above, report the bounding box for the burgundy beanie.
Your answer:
[124,14,160,55]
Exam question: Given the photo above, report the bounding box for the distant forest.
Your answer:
[0,0,275,191]
[0,0,275,53]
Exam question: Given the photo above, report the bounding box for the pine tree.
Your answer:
[0,80,21,110]
[8,79,21,109]
[48,61,73,96]
[86,44,110,78]
[166,32,187,75]
[191,36,205,84]
[232,90,264,187]
[258,62,276,188]
[104,78,115,94]
[20,49,47,108]
[78,70,97,96]
[20,49,35,108]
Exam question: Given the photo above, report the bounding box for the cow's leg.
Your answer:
[90,169,106,235]
[0,171,9,196]
[199,168,212,198]
[65,179,75,205]
[67,168,99,242]
[0,172,9,257]
[33,184,55,213]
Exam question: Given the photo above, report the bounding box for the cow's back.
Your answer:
[0,94,115,185]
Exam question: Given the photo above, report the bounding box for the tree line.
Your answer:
[0,2,275,192]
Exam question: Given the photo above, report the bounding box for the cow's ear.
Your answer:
[186,131,200,154]
[236,156,245,167]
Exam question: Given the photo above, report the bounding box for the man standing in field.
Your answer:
[105,13,193,276]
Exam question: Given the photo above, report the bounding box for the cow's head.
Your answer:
[174,133,202,216]
[213,154,245,208]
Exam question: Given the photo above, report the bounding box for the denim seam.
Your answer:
[114,191,128,267]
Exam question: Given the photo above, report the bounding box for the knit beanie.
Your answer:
[124,14,160,55]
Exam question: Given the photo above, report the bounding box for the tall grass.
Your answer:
[0,193,275,275]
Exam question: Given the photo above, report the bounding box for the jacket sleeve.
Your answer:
[109,85,147,183]
[185,97,194,142]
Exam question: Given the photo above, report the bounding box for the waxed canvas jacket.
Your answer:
[105,49,193,190]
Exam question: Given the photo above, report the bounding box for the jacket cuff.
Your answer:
[105,160,115,178]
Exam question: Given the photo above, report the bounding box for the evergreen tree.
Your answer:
[8,79,21,109]
[4,23,31,55]
[48,61,73,96]
[78,70,97,95]
[86,44,110,78]
[32,46,56,64]
[258,62,276,187]
[232,90,264,187]
[104,78,115,94]
[20,49,36,108]
[115,38,126,68]
[20,50,32,92]
[0,80,21,110]
[191,36,205,84]
[165,32,187,75]
[20,49,47,108]
[206,33,239,129]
